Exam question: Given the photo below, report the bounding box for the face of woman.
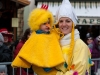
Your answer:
[3,36,8,43]
[87,37,93,44]
[58,17,73,35]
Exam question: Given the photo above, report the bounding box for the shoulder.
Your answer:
[16,40,24,48]
[74,39,89,53]
[75,39,87,47]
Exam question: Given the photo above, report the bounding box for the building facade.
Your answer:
[0,0,30,40]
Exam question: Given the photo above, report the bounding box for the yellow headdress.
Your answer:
[28,4,54,31]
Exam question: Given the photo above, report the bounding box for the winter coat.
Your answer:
[0,33,12,62]
[0,44,12,62]
[91,39,100,58]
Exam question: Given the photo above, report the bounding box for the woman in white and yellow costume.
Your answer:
[54,0,93,75]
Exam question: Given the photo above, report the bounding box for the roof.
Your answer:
[37,1,100,17]
[11,0,30,8]
[35,0,100,2]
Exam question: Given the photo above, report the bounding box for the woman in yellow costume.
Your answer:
[11,4,64,75]
[53,0,93,75]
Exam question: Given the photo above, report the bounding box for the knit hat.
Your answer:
[28,4,54,31]
[0,28,13,36]
[0,33,4,47]
[86,33,93,39]
[55,0,77,25]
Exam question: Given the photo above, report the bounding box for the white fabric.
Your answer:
[56,0,78,25]
[60,29,80,46]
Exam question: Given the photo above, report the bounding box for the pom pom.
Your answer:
[71,64,75,70]
[73,71,78,75]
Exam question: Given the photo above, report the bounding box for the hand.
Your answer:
[88,43,93,49]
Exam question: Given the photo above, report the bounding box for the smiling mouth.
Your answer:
[62,27,68,30]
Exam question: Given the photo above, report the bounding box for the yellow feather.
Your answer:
[28,8,54,31]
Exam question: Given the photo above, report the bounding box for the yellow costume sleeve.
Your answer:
[56,39,91,75]
[18,30,64,67]
[32,65,57,75]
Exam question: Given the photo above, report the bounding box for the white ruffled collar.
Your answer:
[60,29,80,46]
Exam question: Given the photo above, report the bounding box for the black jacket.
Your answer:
[0,44,12,62]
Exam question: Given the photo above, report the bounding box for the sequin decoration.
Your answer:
[64,62,68,68]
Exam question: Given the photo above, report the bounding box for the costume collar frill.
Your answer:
[11,30,65,68]
[60,29,80,46]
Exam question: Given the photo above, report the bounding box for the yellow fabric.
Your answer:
[11,55,31,68]
[18,30,64,67]
[56,39,91,75]
[28,8,54,31]
[66,23,74,70]
[56,71,73,75]
[32,65,57,75]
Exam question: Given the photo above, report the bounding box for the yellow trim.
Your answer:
[54,22,75,70]
[53,23,64,39]
[67,22,75,70]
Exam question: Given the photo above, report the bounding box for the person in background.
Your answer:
[13,28,31,58]
[0,33,12,75]
[93,35,100,72]
[13,28,34,75]
[0,28,13,75]
[0,28,13,47]
[85,33,97,75]
[95,35,100,51]
[0,33,12,62]
[85,33,94,53]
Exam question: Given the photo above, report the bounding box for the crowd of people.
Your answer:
[0,0,100,75]
[85,33,100,75]
[0,28,34,75]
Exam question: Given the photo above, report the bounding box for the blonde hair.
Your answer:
[54,22,75,70]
